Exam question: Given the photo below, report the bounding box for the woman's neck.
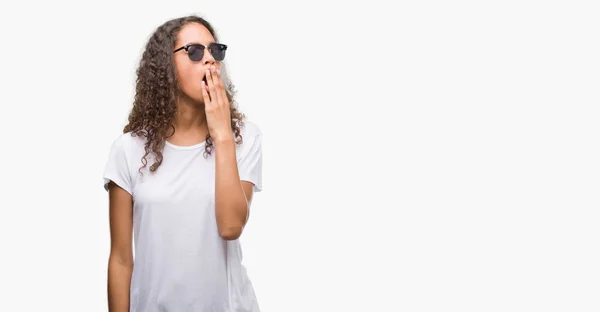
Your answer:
[173,97,207,132]
[172,96,209,135]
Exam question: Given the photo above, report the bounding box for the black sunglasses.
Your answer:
[173,43,227,62]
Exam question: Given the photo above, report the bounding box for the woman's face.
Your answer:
[173,22,222,103]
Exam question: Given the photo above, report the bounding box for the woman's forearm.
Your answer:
[214,137,249,240]
[107,256,133,312]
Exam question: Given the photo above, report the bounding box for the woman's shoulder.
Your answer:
[239,119,262,138]
[108,131,148,154]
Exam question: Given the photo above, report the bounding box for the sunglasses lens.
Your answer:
[210,44,227,61]
[187,45,204,62]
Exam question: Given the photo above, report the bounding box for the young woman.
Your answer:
[103,15,263,312]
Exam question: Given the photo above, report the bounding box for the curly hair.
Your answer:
[123,15,245,174]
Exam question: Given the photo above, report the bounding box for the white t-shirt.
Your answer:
[103,120,263,312]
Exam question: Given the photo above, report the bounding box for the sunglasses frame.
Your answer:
[173,43,228,62]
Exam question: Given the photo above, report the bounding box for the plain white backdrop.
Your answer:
[0,1,599,311]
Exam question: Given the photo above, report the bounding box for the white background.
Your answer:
[0,1,599,311]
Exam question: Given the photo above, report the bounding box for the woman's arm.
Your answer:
[214,138,255,240]
[203,66,257,241]
[107,182,134,312]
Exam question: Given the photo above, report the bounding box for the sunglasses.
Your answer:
[173,43,227,62]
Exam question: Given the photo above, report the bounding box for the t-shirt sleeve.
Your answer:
[103,136,133,195]
[238,132,263,193]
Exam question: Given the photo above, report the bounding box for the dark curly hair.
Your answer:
[123,15,245,174]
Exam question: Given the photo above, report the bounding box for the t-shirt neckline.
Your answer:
[165,139,206,150]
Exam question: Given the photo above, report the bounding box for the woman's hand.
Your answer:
[202,66,233,142]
